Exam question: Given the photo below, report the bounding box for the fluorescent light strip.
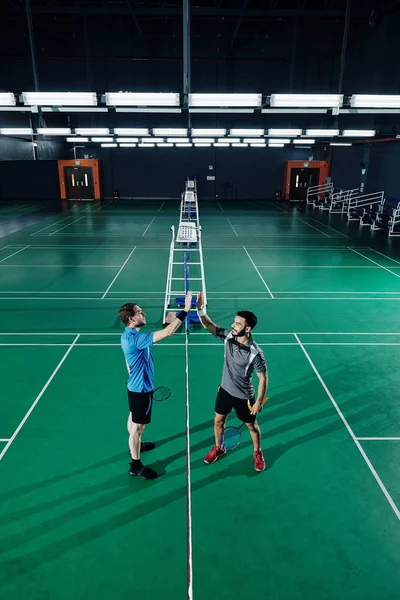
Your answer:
[37,128,71,135]
[293,139,315,144]
[66,137,89,142]
[190,109,255,114]
[243,138,265,144]
[306,129,339,137]
[115,138,139,143]
[115,108,182,113]
[267,138,290,144]
[105,92,179,107]
[175,143,192,147]
[268,128,302,136]
[76,128,109,135]
[153,128,187,136]
[167,137,189,143]
[194,143,212,147]
[189,93,261,108]
[41,107,108,113]
[218,137,239,143]
[269,144,284,148]
[119,143,137,147]
[101,143,117,147]
[350,95,400,108]
[230,129,264,137]
[157,143,174,147]
[262,109,328,114]
[192,138,214,144]
[250,143,266,147]
[192,129,226,136]
[141,137,164,143]
[342,130,375,137]
[138,143,155,147]
[213,143,230,147]
[22,92,97,106]
[0,93,16,106]
[330,143,352,146]
[0,128,32,135]
[91,137,113,142]
[114,128,149,136]
[231,143,248,147]
[270,94,343,108]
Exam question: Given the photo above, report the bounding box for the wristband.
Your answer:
[197,307,207,317]
[176,310,188,322]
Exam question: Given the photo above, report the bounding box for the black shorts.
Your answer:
[128,390,153,425]
[215,386,256,423]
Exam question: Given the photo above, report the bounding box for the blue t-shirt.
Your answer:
[121,327,154,392]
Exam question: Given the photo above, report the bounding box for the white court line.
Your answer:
[0,265,121,268]
[0,335,80,462]
[0,245,10,251]
[368,248,400,266]
[185,330,193,600]
[157,202,165,212]
[31,215,74,236]
[306,215,348,238]
[0,246,30,264]
[294,333,400,521]
[49,216,85,235]
[217,203,225,213]
[243,246,274,299]
[271,290,400,293]
[256,265,378,269]
[226,217,238,236]
[0,439,10,442]
[295,216,331,238]
[2,341,400,347]
[3,296,400,301]
[142,217,157,237]
[92,201,112,213]
[2,331,400,336]
[348,248,400,280]
[101,246,137,299]
[357,437,400,441]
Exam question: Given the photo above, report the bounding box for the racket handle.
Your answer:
[247,396,270,411]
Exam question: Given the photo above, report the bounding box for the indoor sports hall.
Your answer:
[1,1,400,599]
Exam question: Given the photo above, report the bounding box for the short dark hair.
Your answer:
[119,302,139,325]
[237,310,257,330]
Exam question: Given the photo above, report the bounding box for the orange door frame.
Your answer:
[57,159,101,200]
[283,160,330,200]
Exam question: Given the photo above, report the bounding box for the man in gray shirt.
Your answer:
[196,291,267,472]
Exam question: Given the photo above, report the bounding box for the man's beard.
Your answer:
[232,326,247,337]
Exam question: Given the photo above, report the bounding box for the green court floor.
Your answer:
[0,198,399,600]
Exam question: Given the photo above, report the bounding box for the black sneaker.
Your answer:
[129,461,157,479]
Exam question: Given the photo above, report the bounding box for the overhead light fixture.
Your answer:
[91,137,114,142]
[295,145,311,149]
[342,130,375,137]
[330,143,352,146]
[76,128,109,135]
[157,143,174,147]
[267,138,290,144]
[67,137,89,142]
[231,143,248,147]
[22,92,97,106]
[230,129,264,137]
[0,93,16,106]
[218,137,238,143]
[350,95,400,108]
[119,143,137,147]
[115,108,181,114]
[268,144,284,148]
[105,92,180,107]
[194,143,212,147]
[243,138,265,144]
[250,143,266,147]
[175,143,193,147]
[270,94,343,108]
[268,128,302,136]
[213,143,230,147]
[41,107,107,113]
[189,94,261,108]
[167,137,189,143]
[138,143,155,147]
[101,143,117,147]
[190,108,255,114]
[141,137,164,143]
[293,138,315,144]
[192,128,226,136]
[37,128,71,135]
[153,128,187,136]
[192,138,215,144]
[0,128,32,135]
[114,128,149,135]
[116,137,139,143]
[306,129,339,137]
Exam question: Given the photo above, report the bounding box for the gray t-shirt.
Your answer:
[216,327,267,399]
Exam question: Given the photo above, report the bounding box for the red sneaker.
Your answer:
[254,450,266,472]
[204,445,226,464]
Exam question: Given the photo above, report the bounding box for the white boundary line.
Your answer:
[185,330,193,600]
[348,248,400,280]
[0,334,80,462]
[0,265,121,268]
[294,333,400,520]
[295,217,331,238]
[357,437,400,441]
[101,246,137,299]
[255,265,379,269]
[0,246,30,264]
[3,296,400,301]
[306,215,348,238]
[30,216,74,236]
[0,438,10,442]
[226,217,238,236]
[217,203,225,213]
[368,248,400,266]
[243,246,274,299]
[49,216,85,236]
[142,217,156,237]
[1,342,400,347]
[157,202,165,212]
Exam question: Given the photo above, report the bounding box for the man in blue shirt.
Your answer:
[119,291,192,480]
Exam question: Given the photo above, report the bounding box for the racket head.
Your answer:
[152,386,171,402]
[223,426,242,451]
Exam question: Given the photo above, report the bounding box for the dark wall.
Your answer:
[0,160,60,200]
[368,142,400,199]
[330,146,364,191]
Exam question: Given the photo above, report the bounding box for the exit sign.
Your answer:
[303,162,309,167]
[75,161,81,166]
